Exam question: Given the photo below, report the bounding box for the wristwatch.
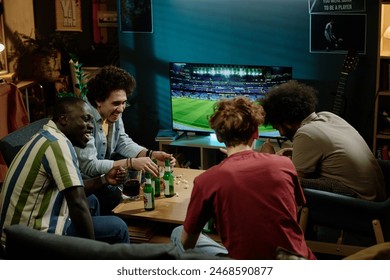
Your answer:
[100,174,108,185]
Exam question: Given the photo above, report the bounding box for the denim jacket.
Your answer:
[74,103,145,177]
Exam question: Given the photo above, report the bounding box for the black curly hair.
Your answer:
[86,65,136,108]
[259,80,318,127]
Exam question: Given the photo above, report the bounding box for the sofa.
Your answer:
[0,224,230,260]
[1,224,178,260]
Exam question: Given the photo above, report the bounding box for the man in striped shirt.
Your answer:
[0,97,129,249]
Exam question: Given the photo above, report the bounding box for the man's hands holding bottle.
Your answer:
[131,151,176,178]
[152,151,176,167]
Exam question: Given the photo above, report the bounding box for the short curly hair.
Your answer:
[259,80,318,126]
[209,96,265,147]
[86,65,136,108]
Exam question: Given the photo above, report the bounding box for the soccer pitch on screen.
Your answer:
[172,97,276,133]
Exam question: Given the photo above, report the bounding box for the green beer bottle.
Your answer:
[163,159,174,197]
[152,159,161,197]
[143,172,155,211]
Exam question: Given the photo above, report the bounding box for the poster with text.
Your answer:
[308,0,365,13]
[55,0,82,32]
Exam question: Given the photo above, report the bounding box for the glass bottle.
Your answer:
[202,217,215,233]
[143,172,155,211]
[163,158,174,197]
[152,159,160,197]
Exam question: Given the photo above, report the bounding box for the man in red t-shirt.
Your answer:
[170,97,315,260]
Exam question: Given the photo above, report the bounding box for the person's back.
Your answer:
[260,80,386,201]
[294,111,386,201]
[188,150,315,259]
[172,96,315,260]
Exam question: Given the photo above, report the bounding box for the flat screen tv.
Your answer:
[169,62,292,137]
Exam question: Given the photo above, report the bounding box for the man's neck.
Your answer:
[227,144,252,157]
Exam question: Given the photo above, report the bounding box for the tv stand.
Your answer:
[157,133,288,170]
[158,134,225,170]
[194,131,211,136]
[175,131,211,140]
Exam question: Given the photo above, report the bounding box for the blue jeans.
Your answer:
[66,195,130,244]
[170,225,228,257]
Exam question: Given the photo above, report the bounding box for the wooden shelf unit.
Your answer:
[157,134,227,170]
[373,1,390,157]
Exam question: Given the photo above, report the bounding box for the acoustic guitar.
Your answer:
[331,50,359,117]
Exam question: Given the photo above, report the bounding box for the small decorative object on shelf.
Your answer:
[155,129,179,141]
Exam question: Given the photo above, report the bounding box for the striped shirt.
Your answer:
[0,120,84,247]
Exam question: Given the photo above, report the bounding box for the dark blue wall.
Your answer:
[118,0,379,150]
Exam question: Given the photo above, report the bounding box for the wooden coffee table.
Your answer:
[113,167,205,224]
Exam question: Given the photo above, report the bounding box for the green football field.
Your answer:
[172,97,276,132]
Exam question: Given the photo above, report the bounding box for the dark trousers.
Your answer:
[93,185,123,216]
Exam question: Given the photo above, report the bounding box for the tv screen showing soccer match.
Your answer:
[169,62,292,136]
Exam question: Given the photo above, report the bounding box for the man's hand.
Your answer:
[132,157,159,177]
[259,139,276,154]
[152,151,176,167]
[105,166,126,185]
[276,148,293,159]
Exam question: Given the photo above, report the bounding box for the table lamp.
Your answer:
[384,26,390,39]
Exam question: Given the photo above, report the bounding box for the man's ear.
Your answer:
[58,115,68,126]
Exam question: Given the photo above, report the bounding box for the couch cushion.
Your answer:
[4,224,179,260]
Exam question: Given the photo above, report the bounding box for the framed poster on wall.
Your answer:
[0,12,7,74]
[55,0,82,32]
[310,13,366,54]
[119,0,153,33]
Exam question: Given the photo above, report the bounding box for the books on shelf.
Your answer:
[377,145,390,160]
[155,129,179,141]
[127,222,156,243]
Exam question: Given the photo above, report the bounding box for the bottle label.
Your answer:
[144,192,153,210]
[159,166,164,178]
[164,180,170,195]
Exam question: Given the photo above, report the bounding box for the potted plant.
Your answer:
[57,54,88,99]
[9,31,77,82]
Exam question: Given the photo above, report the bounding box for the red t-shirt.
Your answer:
[184,150,315,260]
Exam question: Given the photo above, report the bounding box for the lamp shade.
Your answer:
[384,26,390,39]
[0,42,4,53]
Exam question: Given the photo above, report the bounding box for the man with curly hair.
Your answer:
[74,66,175,214]
[260,80,385,201]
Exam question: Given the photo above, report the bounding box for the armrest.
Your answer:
[303,188,390,237]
